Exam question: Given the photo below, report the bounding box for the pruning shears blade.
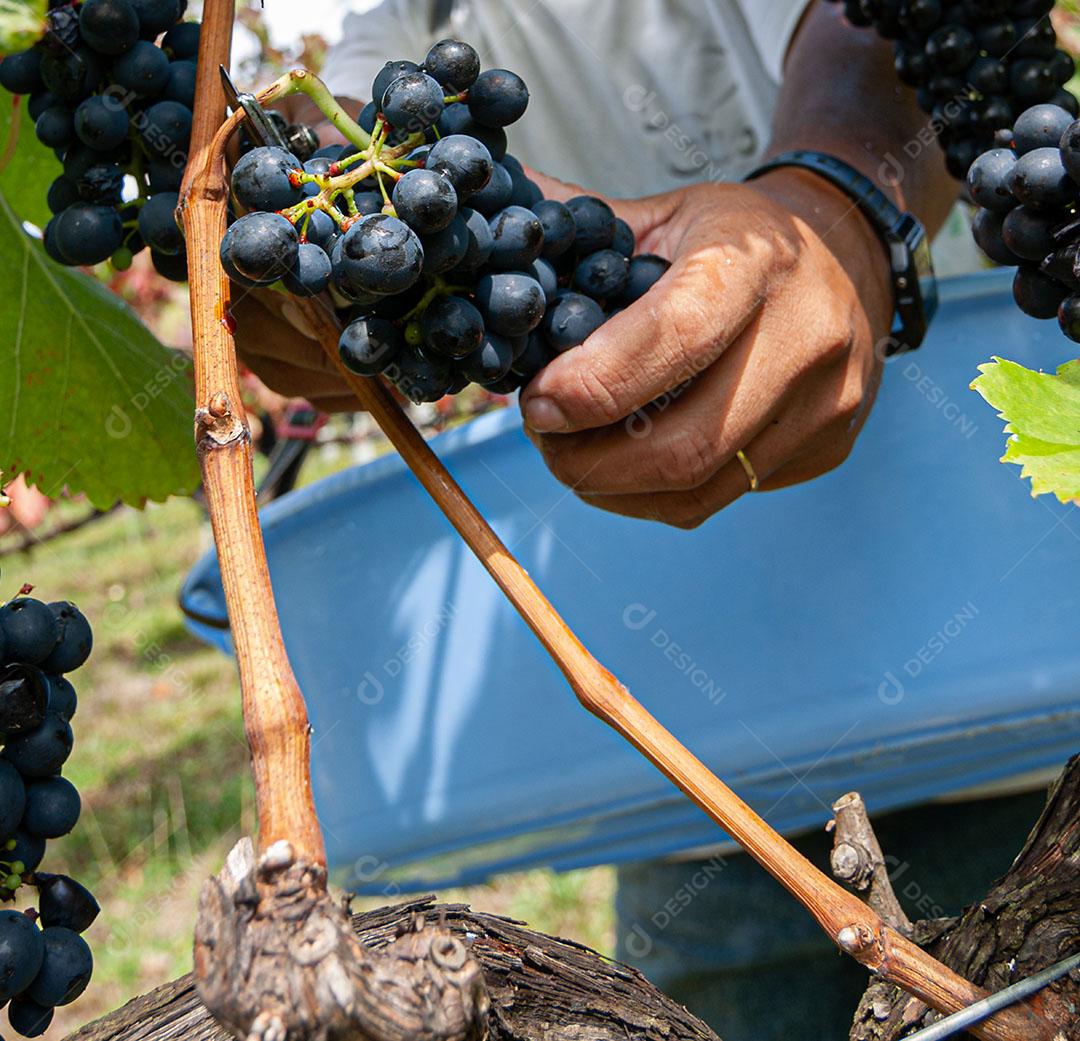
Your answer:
[218,64,288,149]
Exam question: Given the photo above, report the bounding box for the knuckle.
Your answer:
[563,365,626,426]
[835,384,865,424]
[656,427,719,489]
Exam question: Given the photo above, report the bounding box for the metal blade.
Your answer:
[218,64,288,149]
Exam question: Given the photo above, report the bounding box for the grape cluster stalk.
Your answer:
[221,40,672,402]
[0,593,98,1039]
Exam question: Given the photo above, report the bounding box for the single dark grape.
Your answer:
[112,39,170,95]
[1058,292,1080,341]
[898,0,941,33]
[39,47,101,100]
[530,199,575,258]
[503,156,543,208]
[0,598,58,664]
[27,927,92,1007]
[1010,60,1058,107]
[1001,205,1058,262]
[426,134,493,197]
[0,665,49,737]
[35,106,74,150]
[1050,49,1076,87]
[129,0,181,37]
[459,331,516,386]
[162,20,200,60]
[436,104,507,161]
[282,242,332,297]
[476,272,546,336]
[531,257,558,299]
[975,19,1016,57]
[163,59,196,108]
[511,330,555,383]
[78,0,139,54]
[965,56,1007,97]
[335,214,423,295]
[1009,146,1074,209]
[423,39,480,91]
[42,216,67,264]
[455,206,493,272]
[151,248,187,282]
[1051,89,1080,119]
[573,248,630,301]
[419,213,469,272]
[22,777,80,839]
[0,50,44,95]
[1012,103,1074,155]
[339,316,403,375]
[542,292,606,353]
[220,212,298,286]
[0,909,45,1003]
[34,875,100,933]
[372,60,420,107]
[1013,265,1069,319]
[1014,17,1057,60]
[467,68,529,127]
[230,145,303,213]
[611,218,636,258]
[0,763,26,842]
[304,208,339,252]
[972,208,1022,266]
[421,295,485,359]
[381,71,445,133]
[392,168,457,233]
[386,347,453,403]
[3,711,73,778]
[566,195,616,254]
[8,996,54,1038]
[466,161,513,216]
[148,158,184,193]
[54,204,124,265]
[894,44,929,87]
[3,830,45,874]
[28,91,58,122]
[137,192,182,255]
[965,147,1016,212]
[487,205,544,270]
[139,100,192,159]
[619,254,671,304]
[924,24,977,75]
[74,95,129,151]
[45,674,77,721]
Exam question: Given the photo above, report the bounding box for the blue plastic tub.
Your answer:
[182,269,1080,894]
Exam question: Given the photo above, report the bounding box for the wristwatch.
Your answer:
[745,150,937,355]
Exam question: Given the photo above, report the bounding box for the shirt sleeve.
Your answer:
[319,0,435,101]
[732,0,811,82]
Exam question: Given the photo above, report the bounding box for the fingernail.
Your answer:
[524,396,568,432]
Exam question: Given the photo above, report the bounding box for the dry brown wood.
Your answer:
[851,755,1080,1041]
[177,0,323,867]
[66,895,722,1041]
[830,791,914,936]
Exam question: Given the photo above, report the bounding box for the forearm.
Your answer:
[764,1,956,237]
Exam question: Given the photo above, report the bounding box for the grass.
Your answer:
[1,476,613,1040]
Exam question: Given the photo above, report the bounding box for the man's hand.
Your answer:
[519,168,894,528]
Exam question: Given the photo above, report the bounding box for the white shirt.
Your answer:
[321,0,809,198]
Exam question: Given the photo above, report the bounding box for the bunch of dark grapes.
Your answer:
[967,102,1080,339]
[0,592,98,1038]
[825,0,1075,177]
[0,0,201,278]
[220,39,671,402]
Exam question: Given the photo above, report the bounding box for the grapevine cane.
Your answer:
[180,24,1060,1041]
[178,7,490,1041]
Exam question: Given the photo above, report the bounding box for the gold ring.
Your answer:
[736,449,759,492]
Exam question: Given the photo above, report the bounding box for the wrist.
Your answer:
[749,166,894,334]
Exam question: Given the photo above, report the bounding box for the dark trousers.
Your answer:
[615,791,1047,1041]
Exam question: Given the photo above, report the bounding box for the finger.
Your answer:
[528,326,795,495]
[230,293,339,376]
[520,247,772,435]
[574,378,855,528]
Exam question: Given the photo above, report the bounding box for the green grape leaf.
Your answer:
[971,356,1080,502]
[1,94,61,228]
[0,196,199,509]
[0,0,45,51]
